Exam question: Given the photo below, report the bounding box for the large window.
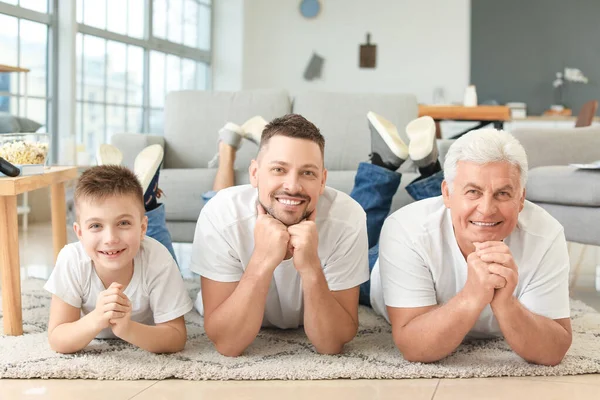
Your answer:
[76,0,211,161]
[0,1,51,131]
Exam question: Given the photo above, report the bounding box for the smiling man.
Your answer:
[368,129,572,366]
[190,114,369,356]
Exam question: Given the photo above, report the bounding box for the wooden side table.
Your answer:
[0,166,78,335]
[418,105,512,139]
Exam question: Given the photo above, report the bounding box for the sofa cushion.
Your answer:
[535,202,600,246]
[292,92,418,171]
[163,89,291,169]
[511,126,600,169]
[0,112,42,133]
[161,168,252,222]
[526,166,600,207]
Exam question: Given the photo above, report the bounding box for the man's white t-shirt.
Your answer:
[44,237,194,339]
[370,196,570,339]
[190,185,370,329]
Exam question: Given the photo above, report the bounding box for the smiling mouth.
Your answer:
[99,249,125,256]
[470,221,502,227]
[277,198,304,206]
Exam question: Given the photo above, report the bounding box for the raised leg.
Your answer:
[51,182,67,263]
[0,195,23,335]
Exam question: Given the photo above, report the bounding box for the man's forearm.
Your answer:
[492,297,571,366]
[393,291,485,362]
[118,321,187,353]
[204,262,273,356]
[301,268,358,354]
[48,313,102,353]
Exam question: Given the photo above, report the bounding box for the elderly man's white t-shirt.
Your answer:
[370,196,570,339]
[44,237,194,339]
[190,185,370,329]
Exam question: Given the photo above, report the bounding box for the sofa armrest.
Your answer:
[110,133,166,170]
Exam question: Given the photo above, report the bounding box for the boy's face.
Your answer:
[74,194,147,273]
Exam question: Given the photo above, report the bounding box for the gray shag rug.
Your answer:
[1,278,599,380]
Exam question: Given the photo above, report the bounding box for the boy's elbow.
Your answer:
[48,337,77,354]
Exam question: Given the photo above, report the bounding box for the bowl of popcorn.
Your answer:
[0,133,50,176]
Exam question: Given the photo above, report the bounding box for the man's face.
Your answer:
[250,135,327,226]
[442,161,525,256]
[74,194,147,272]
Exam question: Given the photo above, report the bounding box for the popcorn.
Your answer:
[0,140,49,165]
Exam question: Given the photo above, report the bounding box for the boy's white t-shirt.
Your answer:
[370,197,571,339]
[190,185,370,329]
[44,237,194,339]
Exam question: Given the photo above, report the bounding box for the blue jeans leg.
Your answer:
[359,244,380,306]
[351,162,401,307]
[202,190,217,204]
[145,203,177,264]
[350,162,401,249]
[405,170,444,201]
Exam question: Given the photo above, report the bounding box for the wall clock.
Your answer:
[299,0,321,19]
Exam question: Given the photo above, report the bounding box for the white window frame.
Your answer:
[0,1,56,161]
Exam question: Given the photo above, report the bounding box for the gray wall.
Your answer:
[471,0,600,116]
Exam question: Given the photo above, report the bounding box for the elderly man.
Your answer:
[359,117,571,366]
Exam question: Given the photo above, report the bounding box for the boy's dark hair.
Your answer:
[259,114,325,158]
[74,165,144,217]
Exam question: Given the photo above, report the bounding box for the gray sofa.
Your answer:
[112,90,600,245]
[112,89,419,242]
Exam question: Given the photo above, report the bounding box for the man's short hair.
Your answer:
[443,129,528,191]
[74,165,144,218]
[259,114,325,158]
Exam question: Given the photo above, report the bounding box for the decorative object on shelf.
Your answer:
[552,67,589,110]
[543,107,572,117]
[359,33,376,69]
[303,52,325,81]
[432,87,447,105]
[463,85,478,107]
[506,102,527,119]
[299,0,321,19]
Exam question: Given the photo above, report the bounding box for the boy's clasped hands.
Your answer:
[93,282,132,337]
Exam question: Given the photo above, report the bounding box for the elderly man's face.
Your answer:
[442,161,525,257]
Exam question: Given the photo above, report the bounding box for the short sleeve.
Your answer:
[378,216,437,308]
[518,229,570,319]
[43,245,84,308]
[321,213,370,291]
[189,207,244,282]
[146,253,194,324]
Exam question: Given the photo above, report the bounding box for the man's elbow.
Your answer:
[527,344,571,366]
[393,337,443,363]
[214,342,245,357]
[313,342,344,355]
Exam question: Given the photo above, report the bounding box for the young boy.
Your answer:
[44,165,193,354]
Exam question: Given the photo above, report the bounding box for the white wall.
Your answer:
[212,0,246,90]
[239,0,470,103]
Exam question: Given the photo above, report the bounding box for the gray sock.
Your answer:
[219,127,243,149]
[208,127,243,168]
[369,121,404,171]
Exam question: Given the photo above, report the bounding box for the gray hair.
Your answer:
[443,129,528,191]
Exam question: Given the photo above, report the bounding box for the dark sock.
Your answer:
[418,160,442,179]
[144,168,161,212]
[368,120,404,171]
[370,153,401,171]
